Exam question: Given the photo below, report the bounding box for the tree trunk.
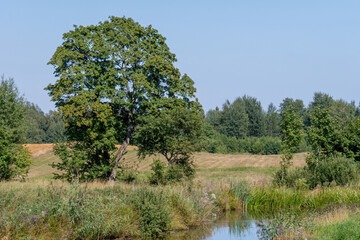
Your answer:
[108,125,133,184]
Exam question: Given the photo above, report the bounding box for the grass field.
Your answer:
[24,144,307,182]
[3,145,358,240]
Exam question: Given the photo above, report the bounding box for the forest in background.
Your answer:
[19,85,360,156]
[203,93,360,155]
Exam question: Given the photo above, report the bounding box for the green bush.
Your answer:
[252,139,264,154]
[239,137,281,155]
[119,170,137,183]
[307,155,359,188]
[202,130,283,155]
[149,159,195,185]
[273,155,359,189]
[129,188,171,239]
[262,137,282,155]
[0,142,30,180]
[166,165,185,183]
[149,159,167,185]
[273,167,309,188]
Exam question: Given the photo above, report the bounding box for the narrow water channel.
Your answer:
[169,211,265,240]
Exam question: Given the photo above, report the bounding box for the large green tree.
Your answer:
[0,76,30,180]
[307,107,342,158]
[46,17,199,182]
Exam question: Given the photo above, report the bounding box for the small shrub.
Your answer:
[252,139,264,154]
[119,170,137,183]
[273,167,309,188]
[149,159,195,185]
[262,137,282,155]
[149,159,167,185]
[129,188,171,239]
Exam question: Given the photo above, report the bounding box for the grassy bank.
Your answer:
[256,206,360,239]
[2,180,360,239]
[0,181,226,239]
[315,214,360,240]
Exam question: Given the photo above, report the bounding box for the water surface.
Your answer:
[169,211,265,240]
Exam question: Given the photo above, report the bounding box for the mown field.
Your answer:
[24,144,307,182]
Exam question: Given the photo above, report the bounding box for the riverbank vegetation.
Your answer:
[2,177,360,239]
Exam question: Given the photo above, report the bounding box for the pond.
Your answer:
[169,211,267,240]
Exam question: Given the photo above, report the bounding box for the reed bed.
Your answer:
[248,185,360,210]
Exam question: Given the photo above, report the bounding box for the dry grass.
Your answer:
[24,144,307,181]
[123,152,307,170]
[193,152,307,168]
[314,207,357,225]
[27,148,60,179]
[23,143,55,155]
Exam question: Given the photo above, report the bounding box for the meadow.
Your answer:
[1,145,359,239]
[24,144,307,182]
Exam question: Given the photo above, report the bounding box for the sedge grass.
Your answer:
[248,185,360,210]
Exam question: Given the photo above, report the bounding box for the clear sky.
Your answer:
[1,0,360,113]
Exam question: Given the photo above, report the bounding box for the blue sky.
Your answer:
[1,1,360,112]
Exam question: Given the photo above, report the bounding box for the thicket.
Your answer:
[202,132,282,155]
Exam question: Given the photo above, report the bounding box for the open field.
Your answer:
[24,144,307,182]
[2,144,358,240]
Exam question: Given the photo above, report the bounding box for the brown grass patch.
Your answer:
[193,152,307,169]
[23,144,55,155]
[24,144,138,155]
[314,207,358,225]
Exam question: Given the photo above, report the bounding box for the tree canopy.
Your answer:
[46,16,201,182]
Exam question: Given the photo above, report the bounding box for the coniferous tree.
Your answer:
[264,103,281,137]
[242,96,265,137]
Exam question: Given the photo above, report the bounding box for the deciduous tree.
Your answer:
[46,17,199,182]
[278,105,303,183]
[0,76,30,180]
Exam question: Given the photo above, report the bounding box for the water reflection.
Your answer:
[207,212,259,240]
[168,211,263,240]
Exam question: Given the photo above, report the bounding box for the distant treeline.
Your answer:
[202,93,360,154]
[22,92,360,154]
[24,103,66,143]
